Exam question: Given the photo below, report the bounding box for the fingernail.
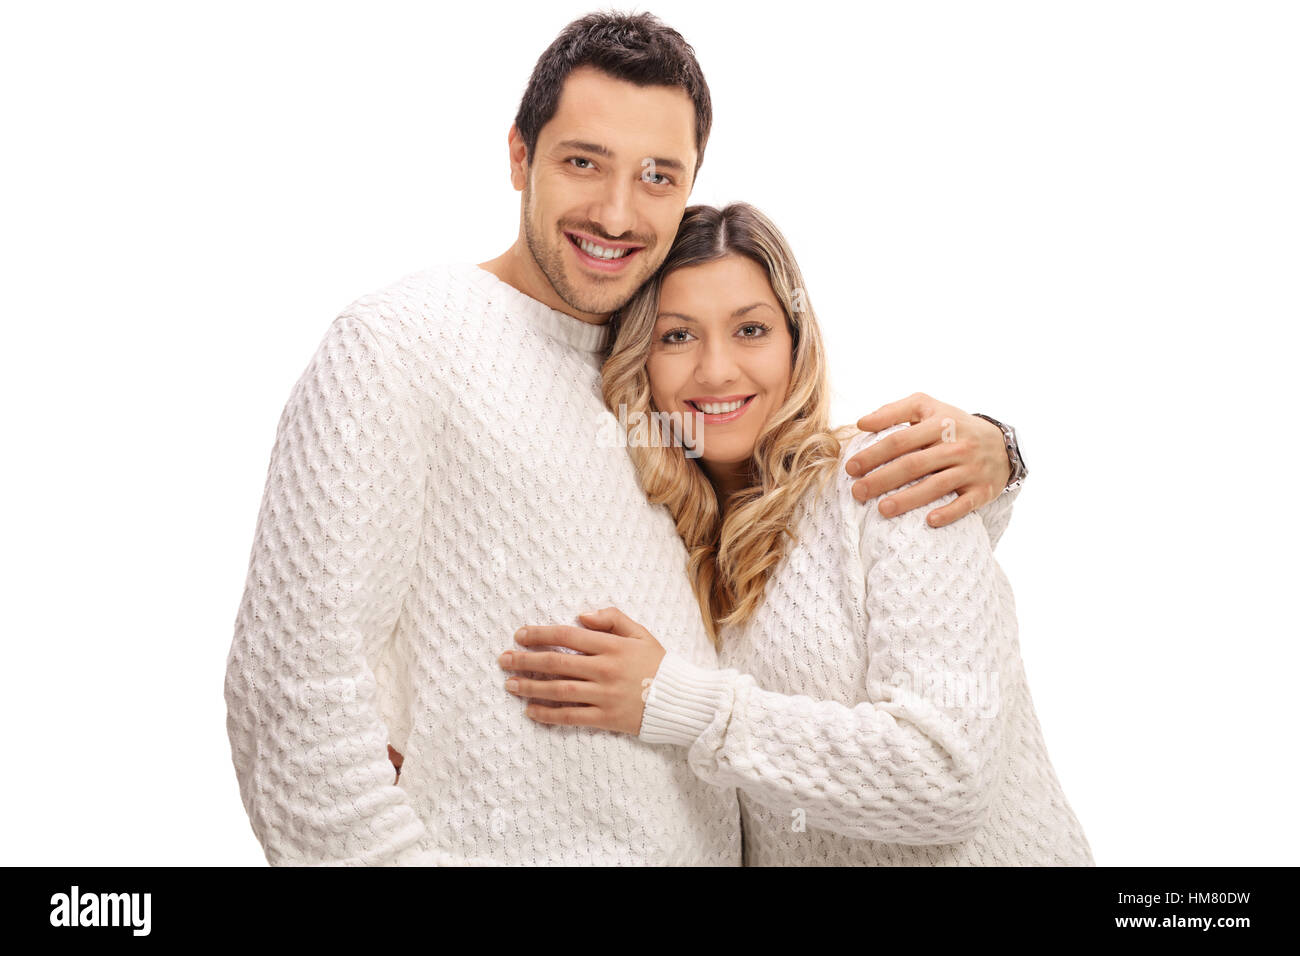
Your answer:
[514,627,526,641]
[498,651,513,666]
[505,679,518,692]
[846,462,861,476]
[880,499,895,516]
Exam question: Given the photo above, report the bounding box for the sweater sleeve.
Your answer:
[224,311,438,866]
[638,469,1016,845]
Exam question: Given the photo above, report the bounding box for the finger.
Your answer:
[514,625,615,654]
[845,418,942,478]
[854,392,935,433]
[925,488,986,529]
[873,470,963,520]
[498,648,603,679]
[851,442,963,503]
[523,701,608,728]
[577,607,646,639]
[505,675,605,705]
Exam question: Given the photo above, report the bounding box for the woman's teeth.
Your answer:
[573,236,632,259]
[692,398,749,414]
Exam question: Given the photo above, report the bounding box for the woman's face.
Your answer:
[647,254,794,475]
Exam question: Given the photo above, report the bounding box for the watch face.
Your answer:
[1008,430,1026,480]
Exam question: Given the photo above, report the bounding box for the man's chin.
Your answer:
[557,268,643,316]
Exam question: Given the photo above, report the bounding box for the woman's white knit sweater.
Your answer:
[638,426,1095,866]
[224,263,742,865]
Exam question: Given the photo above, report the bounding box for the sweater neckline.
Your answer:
[461,263,610,355]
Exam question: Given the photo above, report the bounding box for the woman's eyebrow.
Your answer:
[657,303,777,323]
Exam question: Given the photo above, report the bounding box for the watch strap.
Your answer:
[972,412,1027,492]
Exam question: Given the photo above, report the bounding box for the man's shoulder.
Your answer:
[337,261,486,344]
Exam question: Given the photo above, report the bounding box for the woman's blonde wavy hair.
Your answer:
[602,202,858,649]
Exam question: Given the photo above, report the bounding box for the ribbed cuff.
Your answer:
[638,651,733,747]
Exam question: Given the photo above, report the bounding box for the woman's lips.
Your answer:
[565,232,643,273]
[686,395,756,424]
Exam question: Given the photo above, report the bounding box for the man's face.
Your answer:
[518,65,698,319]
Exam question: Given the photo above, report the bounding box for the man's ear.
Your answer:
[507,123,529,192]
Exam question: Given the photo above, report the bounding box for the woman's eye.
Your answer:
[738,323,771,338]
[659,329,693,345]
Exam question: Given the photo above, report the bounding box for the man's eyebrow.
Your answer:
[656,302,777,323]
[555,139,687,173]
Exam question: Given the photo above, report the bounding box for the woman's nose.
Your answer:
[694,340,740,388]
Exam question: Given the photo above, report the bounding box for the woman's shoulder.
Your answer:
[837,422,913,467]
[833,422,917,509]
[773,425,906,544]
[832,422,975,551]
[788,425,914,553]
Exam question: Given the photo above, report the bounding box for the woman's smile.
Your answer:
[684,393,757,423]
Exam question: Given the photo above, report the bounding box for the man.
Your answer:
[224,11,1024,866]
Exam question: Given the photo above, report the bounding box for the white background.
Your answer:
[3,0,1295,866]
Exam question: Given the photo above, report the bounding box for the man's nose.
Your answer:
[588,177,636,239]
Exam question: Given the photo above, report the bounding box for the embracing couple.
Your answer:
[224,10,1093,866]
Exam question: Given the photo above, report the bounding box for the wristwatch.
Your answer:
[972,413,1028,493]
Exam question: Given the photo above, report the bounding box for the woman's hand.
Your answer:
[497,607,667,735]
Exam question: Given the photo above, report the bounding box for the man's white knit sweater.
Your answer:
[638,426,1095,866]
[224,262,743,865]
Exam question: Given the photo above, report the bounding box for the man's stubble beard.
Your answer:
[522,176,654,319]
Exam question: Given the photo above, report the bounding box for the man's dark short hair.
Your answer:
[514,10,712,185]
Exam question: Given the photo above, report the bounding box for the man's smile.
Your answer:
[564,230,646,273]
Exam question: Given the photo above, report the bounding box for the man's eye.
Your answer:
[645,172,672,186]
[569,157,594,169]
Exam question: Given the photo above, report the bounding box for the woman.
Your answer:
[500,203,1094,866]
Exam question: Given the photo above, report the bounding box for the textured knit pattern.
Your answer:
[224,262,741,866]
[638,426,1095,866]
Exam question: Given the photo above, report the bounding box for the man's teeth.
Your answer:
[574,236,632,259]
[693,398,748,414]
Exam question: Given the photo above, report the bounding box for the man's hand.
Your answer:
[846,392,1011,528]
[497,608,667,735]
